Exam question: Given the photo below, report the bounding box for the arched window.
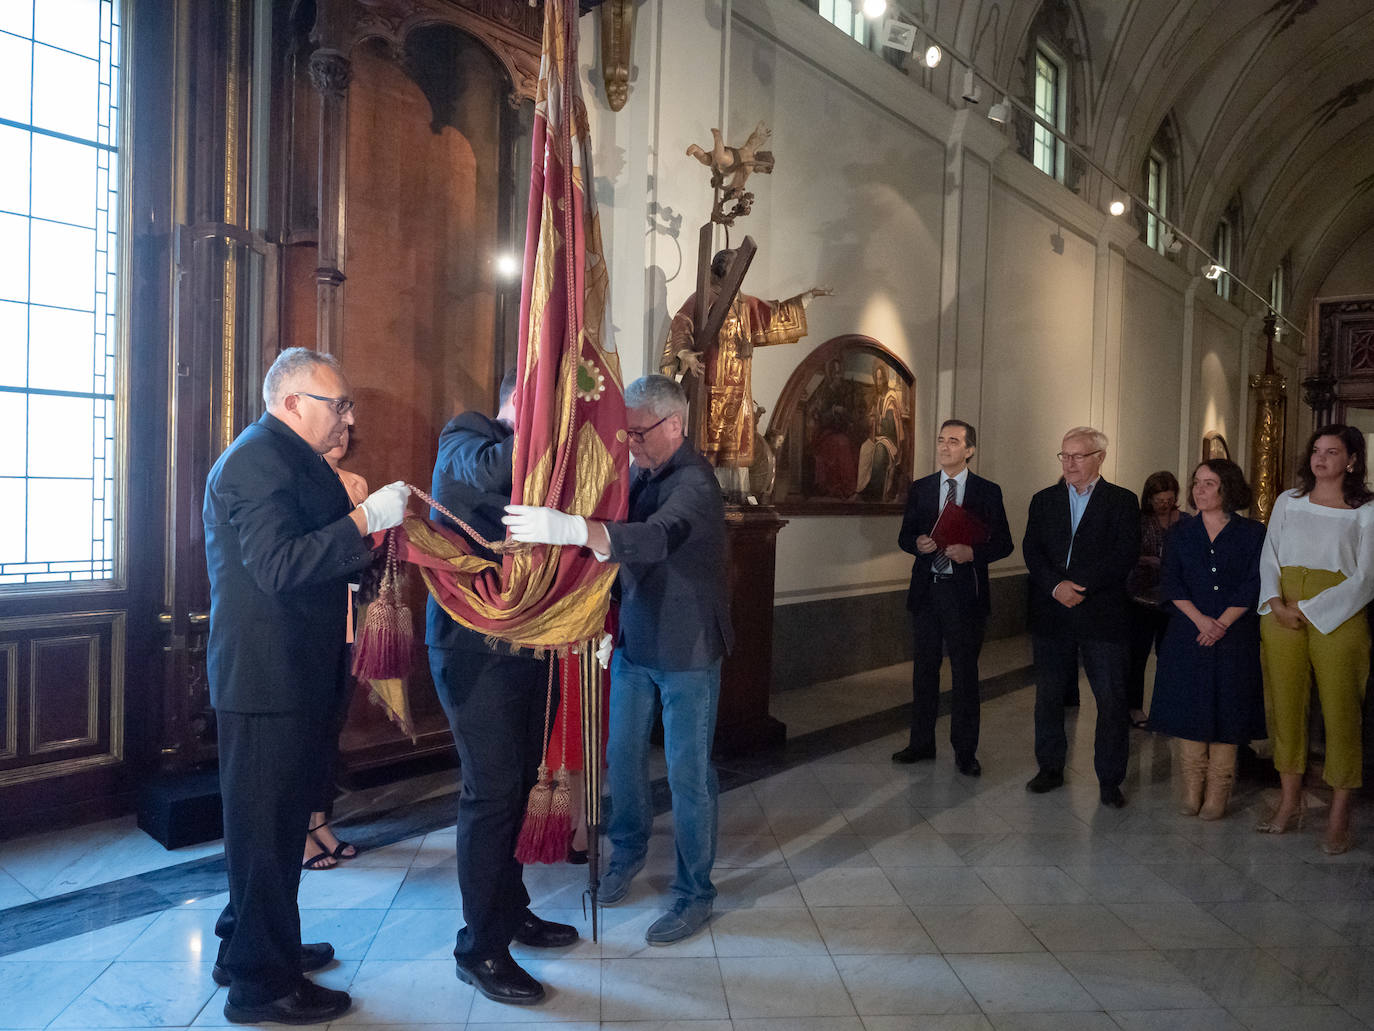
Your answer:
[0,0,123,586]
[1014,0,1089,189]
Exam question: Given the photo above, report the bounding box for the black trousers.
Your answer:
[215,709,329,1006]
[1031,634,1130,788]
[908,582,986,760]
[1126,603,1169,712]
[429,646,548,961]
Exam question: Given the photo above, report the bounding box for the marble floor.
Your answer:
[2,644,1373,1030]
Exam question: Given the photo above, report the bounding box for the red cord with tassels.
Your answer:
[515,656,574,863]
[352,528,413,680]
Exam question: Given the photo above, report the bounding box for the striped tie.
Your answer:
[932,477,957,574]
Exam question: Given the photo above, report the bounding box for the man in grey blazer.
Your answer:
[504,374,733,947]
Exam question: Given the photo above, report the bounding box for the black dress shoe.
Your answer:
[1025,767,1064,793]
[513,912,579,948]
[213,942,336,987]
[892,745,937,764]
[223,980,350,1025]
[455,953,545,1005]
[1100,785,1127,808]
[956,756,982,777]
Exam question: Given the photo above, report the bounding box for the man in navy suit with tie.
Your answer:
[1021,426,1140,807]
[895,420,1013,776]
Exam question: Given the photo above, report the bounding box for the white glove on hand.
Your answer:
[501,505,589,546]
[358,481,409,534]
[596,633,613,667]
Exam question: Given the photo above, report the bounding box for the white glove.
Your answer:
[595,633,613,667]
[358,481,409,533]
[501,505,588,546]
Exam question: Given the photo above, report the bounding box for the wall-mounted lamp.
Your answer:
[1202,263,1226,281]
[1108,197,1129,217]
[961,68,982,104]
[987,95,1010,124]
[1159,228,1184,255]
[923,43,942,67]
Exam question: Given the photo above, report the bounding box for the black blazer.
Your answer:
[424,412,516,652]
[203,413,374,714]
[1022,477,1140,640]
[898,470,1013,615]
[605,443,734,671]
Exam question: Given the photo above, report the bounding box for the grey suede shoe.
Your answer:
[597,857,646,906]
[644,899,712,945]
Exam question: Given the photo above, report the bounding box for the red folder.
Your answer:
[931,502,988,549]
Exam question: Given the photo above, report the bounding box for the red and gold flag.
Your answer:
[389,0,627,652]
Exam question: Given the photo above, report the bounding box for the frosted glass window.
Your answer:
[34,0,102,59]
[31,134,97,228]
[2,0,121,586]
[1146,152,1166,252]
[0,34,33,125]
[0,213,30,302]
[818,0,867,44]
[29,306,95,392]
[0,126,31,214]
[32,44,99,140]
[0,301,27,386]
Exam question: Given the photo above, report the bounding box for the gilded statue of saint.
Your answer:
[661,249,830,496]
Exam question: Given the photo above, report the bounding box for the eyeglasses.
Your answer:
[1057,449,1103,464]
[292,391,355,416]
[626,415,669,444]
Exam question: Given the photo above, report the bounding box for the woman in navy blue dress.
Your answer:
[1149,459,1266,820]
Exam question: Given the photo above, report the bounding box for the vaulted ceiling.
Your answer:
[936,0,1374,322]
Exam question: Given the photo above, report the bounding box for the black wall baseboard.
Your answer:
[772,572,1028,690]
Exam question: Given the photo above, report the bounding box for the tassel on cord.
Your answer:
[353,528,413,680]
[516,657,563,863]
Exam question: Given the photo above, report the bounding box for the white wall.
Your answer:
[583,0,1261,610]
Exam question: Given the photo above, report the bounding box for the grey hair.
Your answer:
[1062,425,1108,453]
[625,374,688,423]
[263,347,342,407]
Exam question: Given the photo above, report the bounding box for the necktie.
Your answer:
[932,478,956,574]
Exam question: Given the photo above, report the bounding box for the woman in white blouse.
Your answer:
[1258,425,1374,854]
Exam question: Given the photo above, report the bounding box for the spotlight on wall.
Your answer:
[987,95,1011,124]
[961,68,982,104]
[495,253,521,279]
[1159,227,1184,255]
[1108,196,1129,217]
[879,19,916,52]
[923,43,942,68]
[861,0,888,17]
[1203,263,1226,281]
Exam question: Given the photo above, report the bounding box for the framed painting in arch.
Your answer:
[765,335,915,515]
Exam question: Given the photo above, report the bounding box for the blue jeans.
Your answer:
[607,652,721,905]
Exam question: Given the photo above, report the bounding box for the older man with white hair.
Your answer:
[204,347,409,1024]
[503,374,732,946]
[1021,426,1140,808]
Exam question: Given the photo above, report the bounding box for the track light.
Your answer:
[1108,197,1129,217]
[987,95,1010,124]
[1159,227,1184,255]
[1203,263,1226,281]
[961,68,982,104]
[861,0,888,17]
[923,43,942,68]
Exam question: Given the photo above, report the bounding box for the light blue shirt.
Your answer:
[1065,477,1099,566]
[939,467,969,509]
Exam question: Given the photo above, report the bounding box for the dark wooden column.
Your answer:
[715,507,788,756]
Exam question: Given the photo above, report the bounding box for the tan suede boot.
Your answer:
[1177,739,1208,816]
[1199,743,1236,821]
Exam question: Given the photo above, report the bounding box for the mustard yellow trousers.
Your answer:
[1259,566,1368,789]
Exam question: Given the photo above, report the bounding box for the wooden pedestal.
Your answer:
[716,507,788,756]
